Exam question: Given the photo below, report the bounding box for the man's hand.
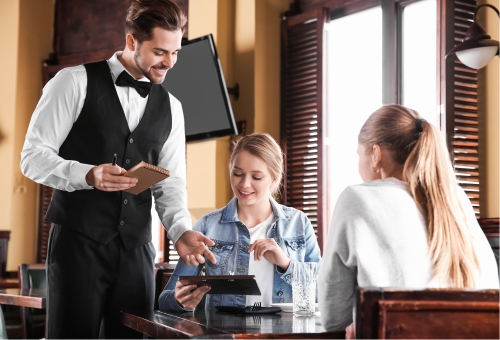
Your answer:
[176,230,216,266]
[85,163,138,191]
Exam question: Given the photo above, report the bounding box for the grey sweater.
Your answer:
[318,178,499,331]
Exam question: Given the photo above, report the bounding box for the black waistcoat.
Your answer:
[45,61,173,249]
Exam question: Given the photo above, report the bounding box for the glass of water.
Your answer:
[292,262,317,316]
[293,315,316,333]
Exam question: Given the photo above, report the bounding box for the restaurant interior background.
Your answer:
[0,0,498,272]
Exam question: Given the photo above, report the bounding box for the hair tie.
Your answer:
[416,119,426,133]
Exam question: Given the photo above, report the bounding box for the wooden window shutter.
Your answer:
[281,8,329,253]
[166,240,180,263]
[444,0,480,216]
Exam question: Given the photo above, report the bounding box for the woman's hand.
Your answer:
[345,323,355,339]
[248,238,290,271]
[174,281,210,310]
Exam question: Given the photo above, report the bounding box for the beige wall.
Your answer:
[186,0,234,222]
[477,0,499,218]
[0,0,54,270]
[232,0,256,134]
[232,0,289,141]
[0,1,20,269]
[254,0,288,139]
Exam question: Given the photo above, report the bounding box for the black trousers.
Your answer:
[46,224,155,339]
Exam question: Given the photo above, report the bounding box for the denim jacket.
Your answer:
[158,196,322,312]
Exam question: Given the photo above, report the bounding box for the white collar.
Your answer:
[107,51,151,83]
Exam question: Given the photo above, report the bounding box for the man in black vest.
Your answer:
[20,0,216,338]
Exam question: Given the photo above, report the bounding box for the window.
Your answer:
[326,0,439,211]
[402,0,438,125]
[326,7,383,206]
[281,0,481,251]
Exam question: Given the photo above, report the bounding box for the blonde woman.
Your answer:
[159,133,321,312]
[318,104,499,332]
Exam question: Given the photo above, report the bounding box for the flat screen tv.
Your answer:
[162,34,238,142]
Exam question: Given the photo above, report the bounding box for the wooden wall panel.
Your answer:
[52,0,189,65]
[56,0,131,58]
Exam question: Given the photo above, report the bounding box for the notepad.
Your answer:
[122,161,170,195]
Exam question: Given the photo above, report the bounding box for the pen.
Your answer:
[112,153,117,166]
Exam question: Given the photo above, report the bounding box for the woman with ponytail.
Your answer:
[318,104,499,333]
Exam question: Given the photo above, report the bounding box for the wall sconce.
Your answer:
[445,4,499,69]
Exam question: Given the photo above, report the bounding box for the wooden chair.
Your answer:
[154,262,176,310]
[18,263,46,339]
[355,287,499,339]
[478,218,500,271]
[0,230,17,280]
[0,231,10,279]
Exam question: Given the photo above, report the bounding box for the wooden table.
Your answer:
[121,310,345,339]
[0,288,46,309]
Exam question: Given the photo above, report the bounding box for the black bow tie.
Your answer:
[115,71,152,98]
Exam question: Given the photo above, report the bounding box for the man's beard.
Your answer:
[133,49,168,84]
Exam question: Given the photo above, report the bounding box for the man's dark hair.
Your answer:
[125,0,187,43]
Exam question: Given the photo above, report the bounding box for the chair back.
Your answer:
[356,287,499,339]
[154,262,176,310]
[18,263,46,289]
[0,231,10,279]
[17,263,46,339]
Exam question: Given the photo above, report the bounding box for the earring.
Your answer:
[373,167,380,173]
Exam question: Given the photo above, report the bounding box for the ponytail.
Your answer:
[359,104,479,288]
[403,120,479,288]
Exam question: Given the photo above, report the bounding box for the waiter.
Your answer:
[20,0,215,338]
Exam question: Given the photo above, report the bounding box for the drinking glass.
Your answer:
[292,262,317,316]
[293,315,316,333]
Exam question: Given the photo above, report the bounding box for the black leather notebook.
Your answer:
[179,275,261,295]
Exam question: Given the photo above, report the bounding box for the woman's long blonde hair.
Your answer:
[359,104,479,288]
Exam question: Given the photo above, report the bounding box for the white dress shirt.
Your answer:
[20,51,191,244]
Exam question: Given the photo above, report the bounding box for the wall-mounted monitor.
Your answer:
[162,34,238,142]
